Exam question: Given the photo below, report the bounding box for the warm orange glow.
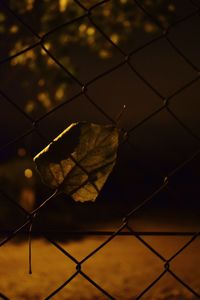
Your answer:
[79,24,87,33]
[25,100,35,113]
[24,168,33,178]
[87,27,95,36]
[110,34,119,44]
[19,187,35,211]
[168,4,176,11]
[1,235,199,298]
[27,0,34,11]
[9,25,19,34]
[103,8,111,17]
[144,22,156,33]
[59,0,69,12]
[99,49,111,59]
[41,43,51,56]
[55,86,64,101]
[37,92,51,109]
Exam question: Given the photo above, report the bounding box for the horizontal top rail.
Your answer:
[0,230,199,236]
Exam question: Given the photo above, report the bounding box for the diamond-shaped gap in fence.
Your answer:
[138,271,199,300]
[168,182,200,224]
[0,93,32,148]
[90,0,163,54]
[130,37,197,97]
[0,45,81,121]
[43,235,116,299]
[169,79,200,139]
[111,139,164,218]
[35,177,124,236]
[0,2,38,63]
[125,180,200,237]
[37,94,112,143]
[170,235,200,296]
[138,0,196,28]
[43,17,123,83]
[0,237,77,300]
[0,191,27,243]
[3,0,85,37]
[126,175,200,234]
[168,150,200,221]
[87,64,161,130]
[141,235,195,263]
[168,14,200,71]
[46,272,110,300]
[57,233,164,299]
[33,192,87,233]
[128,108,200,176]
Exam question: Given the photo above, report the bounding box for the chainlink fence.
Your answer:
[0,0,200,299]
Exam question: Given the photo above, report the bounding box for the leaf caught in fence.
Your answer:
[34,122,119,202]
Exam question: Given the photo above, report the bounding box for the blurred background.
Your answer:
[0,0,200,299]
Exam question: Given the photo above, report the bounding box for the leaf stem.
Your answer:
[115,104,127,126]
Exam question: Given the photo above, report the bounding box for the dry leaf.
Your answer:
[34,122,119,202]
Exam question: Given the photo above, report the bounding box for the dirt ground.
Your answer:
[0,230,200,300]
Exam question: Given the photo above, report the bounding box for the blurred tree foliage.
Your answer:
[0,0,175,114]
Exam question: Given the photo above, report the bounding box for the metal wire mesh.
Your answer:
[0,0,200,299]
